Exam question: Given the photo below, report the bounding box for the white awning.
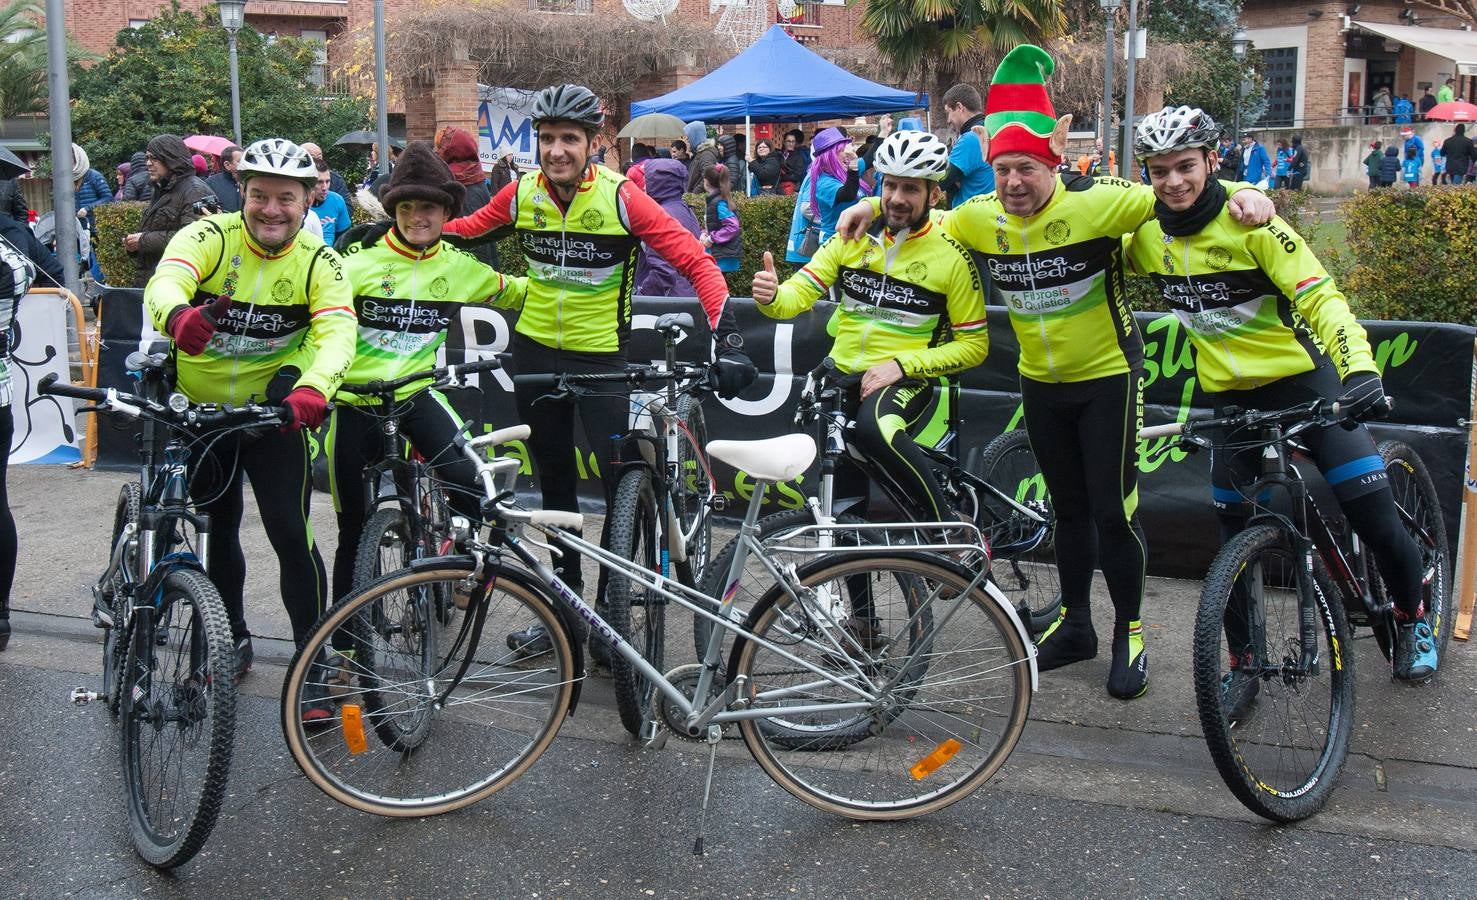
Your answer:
[1354,20,1477,75]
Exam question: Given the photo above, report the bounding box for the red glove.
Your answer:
[282,386,328,431]
[167,294,233,356]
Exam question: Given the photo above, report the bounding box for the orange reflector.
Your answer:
[909,737,962,780]
[342,703,368,755]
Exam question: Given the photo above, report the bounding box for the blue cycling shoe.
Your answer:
[1393,619,1438,683]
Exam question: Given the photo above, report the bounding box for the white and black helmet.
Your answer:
[1134,105,1221,159]
[237,138,317,187]
[872,131,950,181]
[532,84,604,132]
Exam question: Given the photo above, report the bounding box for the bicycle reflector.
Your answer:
[341,704,369,755]
[909,738,962,780]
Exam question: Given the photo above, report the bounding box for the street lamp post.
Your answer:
[219,0,246,146]
[1231,27,1252,157]
[1100,0,1122,167]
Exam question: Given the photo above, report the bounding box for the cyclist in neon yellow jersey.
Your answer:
[836,45,1276,699]
[753,130,988,530]
[143,137,357,678]
[1126,105,1437,686]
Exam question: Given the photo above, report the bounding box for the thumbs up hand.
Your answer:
[752,250,779,305]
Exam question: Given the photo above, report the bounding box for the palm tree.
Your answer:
[862,0,1069,86]
[0,1,47,122]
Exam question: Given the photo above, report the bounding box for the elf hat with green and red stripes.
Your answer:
[985,44,1061,165]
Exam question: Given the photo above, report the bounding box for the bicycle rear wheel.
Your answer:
[1378,440,1452,663]
[733,552,1032,819]
[1193,524,1354,822]
[972,429,1061,637]
[121,569,236,869]
[102,481,142,715]
[605,467,665,736]
[281,562,574,817]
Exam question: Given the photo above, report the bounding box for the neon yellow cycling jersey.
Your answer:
[145,212,357,404]
[1125,209,1375,392]
[760,211,988,376]
[335,227,526,404]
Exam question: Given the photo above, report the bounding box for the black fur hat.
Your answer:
[380,140,466,213]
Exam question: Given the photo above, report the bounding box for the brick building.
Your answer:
[1241,0,1477,126]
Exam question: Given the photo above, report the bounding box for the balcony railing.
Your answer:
[529,0,593,14]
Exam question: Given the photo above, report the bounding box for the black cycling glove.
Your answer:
[712,309,757,399]
[1337,370,1390,430]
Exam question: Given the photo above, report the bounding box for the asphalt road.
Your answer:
[2,464,1475,898]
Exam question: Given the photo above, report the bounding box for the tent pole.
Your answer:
[745,115,752,195]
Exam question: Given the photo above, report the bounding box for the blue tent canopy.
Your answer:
[630,25,926,124]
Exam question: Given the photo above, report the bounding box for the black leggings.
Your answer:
[1211,366,1425,618]
[189,428,327,646]
[1021,371,1147,627]
[0,405,14,614]
[511,332,629,590]
[836,376,952,522]
[326,390,480,602]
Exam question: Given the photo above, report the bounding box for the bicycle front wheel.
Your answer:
[605,467,665,736]
[121,569,236,869]
[1193,524,1355,822]
[281,562,574,817]
[733,552,1032,820]
[972,429,1061,637]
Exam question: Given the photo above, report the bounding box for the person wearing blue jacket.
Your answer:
[1239,134,1272,186]
[785,127,859,263]
[1401,127,1424,180]
[70,144,113,283]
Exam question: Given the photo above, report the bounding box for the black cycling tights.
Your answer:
[837,376,952,522]
[189,428,327,646]
[511,332,629,594]
[326,390,481,602]
[0,406,15,615]
[1020,372,1147,629]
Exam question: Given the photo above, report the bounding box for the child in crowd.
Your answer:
[699,163,742,274]
[1274,140,1292,189]
[1431,147,1446,185]
[1402,146,1421,188]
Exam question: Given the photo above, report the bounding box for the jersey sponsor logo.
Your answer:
[1205,246,1232,270]
[364,326,439,354]
[430,276,449,299]
[904,260,928,283]
[1262,222,1299,253]
[271,278,294,302]
[519,231,627,267]
[1043,219,1071,245]
[836,267,947,315]
[358,299,452,332]
[217,304,310,339]
[986,253,1090,285]
[1173,300,1262,337]
[579,208,605,230]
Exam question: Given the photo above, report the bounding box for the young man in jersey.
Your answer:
[752,130,987,534]
[143,138,357,679]
[444,84,755,659]
[1126,105,1438,688]
[836,45,1276,699]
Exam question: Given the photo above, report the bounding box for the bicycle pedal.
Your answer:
[642,722,669,751]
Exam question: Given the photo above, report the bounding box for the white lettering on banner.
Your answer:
[457,306,515,393]
[12,292,79,464]
[477,86,539,171]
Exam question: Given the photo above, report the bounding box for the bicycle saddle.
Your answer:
[707,433,816,482]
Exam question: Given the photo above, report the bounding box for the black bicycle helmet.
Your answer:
[531,84,604,132]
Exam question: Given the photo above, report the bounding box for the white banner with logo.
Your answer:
[477,85,539,172]
[10,291,80,464]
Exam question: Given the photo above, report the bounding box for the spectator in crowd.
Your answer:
[778,128,809,195]
[1378,144,1401,187]
[1438,78,1456,104]
[633,157,701,298]
[1240,133,1271,187]
[716,133,746,194]
[369,142,403,199]
[309,160,351,249]
[1289,135,1310,190]
[300,141,350,198]
[489,151,520,193]
[1076,137,1115,177]
[1401,126,1424,181]
[205,145,244,213]
[685,120,721,193]
[71,144,114,282]
[699,163,741,275]
[122,150,152,200]
[940,82,994,205]
[113,162,130,201]
[1371,86,1393,123]
[785,126,857,264]
[627,142,654,176]
[1362,140,1383,189]
[1441,123,1474,185]
[0,176,27,223]
[1419,86,1438,118]
[1392,93,1414,125]
[1273,139,1291,189]
[124,134,215,287]
[1402,145,1421,188]
[1431,146,1446,185]
[436,126,497,268]
[669,140,689,164]
[1216,133,1242,180]
[749,138,782,194]
[191,153,209,178]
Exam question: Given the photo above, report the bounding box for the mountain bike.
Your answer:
[279,424,1035,830]
[40,357,286,868]
[513,311,715,736]
[1140,400,1450,821]
[694,358,1060,663]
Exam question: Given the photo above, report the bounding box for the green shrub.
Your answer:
[93,201,146,287]
[1339,186,1477,323]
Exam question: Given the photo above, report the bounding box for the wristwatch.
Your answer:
[720,331,745,351]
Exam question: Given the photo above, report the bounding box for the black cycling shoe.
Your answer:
[1033,611,1098,672]
[1106,620,1148,699]
[507,578,584,660]
[300,654,336,726]
[1393,618,1438,683]
[587,599,612,669]
[1220,665,1260,725]
[233,636,254,681]
[0,615,10,652]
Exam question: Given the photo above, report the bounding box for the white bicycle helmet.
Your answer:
[1134,105,1221,160]
[872,131,950,181]
[237,138,317,187]
[531,84,604,132]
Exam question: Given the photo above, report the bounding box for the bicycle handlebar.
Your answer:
[337,355,508,398]
[1136,397,1390,444]
[452,424,586,531]
[38,373,288,429]
[513,361,714,395]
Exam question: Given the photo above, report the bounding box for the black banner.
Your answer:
[93,288,1472,578]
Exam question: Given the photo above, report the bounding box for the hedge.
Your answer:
[92,202,147,287]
